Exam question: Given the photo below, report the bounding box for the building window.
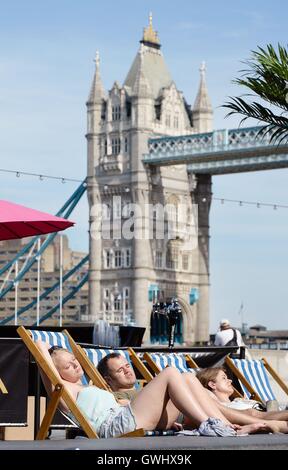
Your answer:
[104,250,112,268]
[112,105,121,121]
[124,287,130,310]
[125,249,131,267]
[124,136,129,153]
[114,250,122,268]
[114,295,121,311]
[165,114,171,127]
[174,113,179,129]
[166,249,178,269]
[111,137,121,155]
[102,204,111,220]
[155,251,162,268]
[182,253,189,271]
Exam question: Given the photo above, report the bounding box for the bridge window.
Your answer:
[104,250,112,268]
[111,137,121,155]
[155,251,163,268]
[174,113,179,129]
[125,249,131,267]
[114,295,121,311]
[112,105,121,121]
[166,249,178,269]
[182,253,189,271]
[114,250,122,267]
[165,114,171,127]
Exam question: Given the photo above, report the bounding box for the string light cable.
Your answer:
[0,167,287,210]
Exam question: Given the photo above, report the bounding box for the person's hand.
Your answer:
[171,422,183,431]
[35,340,50,351]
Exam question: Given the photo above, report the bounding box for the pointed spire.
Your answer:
[132,44,151,96]
[141,12,161,49]
[87,51,105,104]
[193,62,212,112]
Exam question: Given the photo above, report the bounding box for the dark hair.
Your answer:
[97,352,122,378]
[48,345,65,355]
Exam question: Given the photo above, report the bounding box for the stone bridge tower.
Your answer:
[86,15,213,344]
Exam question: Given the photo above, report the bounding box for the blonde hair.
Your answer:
[196,367,225,390]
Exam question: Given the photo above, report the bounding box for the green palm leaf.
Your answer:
[223,44,288,144]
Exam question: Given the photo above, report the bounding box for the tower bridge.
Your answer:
[143,126,288,173]
[2,17,287,345]
[86,16,288,345]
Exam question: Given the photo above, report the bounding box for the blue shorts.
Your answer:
[98,404,137,438]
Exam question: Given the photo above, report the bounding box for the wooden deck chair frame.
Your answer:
[17,326,144,439]
[225,356,288,405]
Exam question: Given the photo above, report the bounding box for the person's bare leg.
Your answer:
[130,367,216,430]
[182,373,232,423]
[247,409,288,421]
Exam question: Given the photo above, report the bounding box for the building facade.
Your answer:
[0,235,88,325]
[87,17,213,344]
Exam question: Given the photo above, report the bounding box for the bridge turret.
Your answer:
[193,62,213,133]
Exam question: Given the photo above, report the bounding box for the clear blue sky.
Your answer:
[0,0,287,332]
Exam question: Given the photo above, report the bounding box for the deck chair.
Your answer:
[143,351,243,399]
[17,326,144,439]
[143,351,199,379]
[225,356,288,406]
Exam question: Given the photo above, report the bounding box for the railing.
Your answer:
[143,126,281,162]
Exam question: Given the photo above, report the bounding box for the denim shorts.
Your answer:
[98,404,137,438]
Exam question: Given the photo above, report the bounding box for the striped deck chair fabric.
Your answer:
[231,359,276,402]
[149,352,196,374]
[83,348,131,368]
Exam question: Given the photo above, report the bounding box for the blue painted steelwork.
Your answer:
[31,272,88,325]
[0,181,87,278]
[189,288,199,305]
[0,255,88,325]
[143,126,288,168]
[0,181,87,300]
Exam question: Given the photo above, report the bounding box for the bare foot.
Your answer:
[236,422,270,435]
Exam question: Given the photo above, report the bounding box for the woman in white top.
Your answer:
[196,367,288,422]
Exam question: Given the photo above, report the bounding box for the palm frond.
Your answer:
[223,44,288,143]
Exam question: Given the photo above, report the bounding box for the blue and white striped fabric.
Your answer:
[29,329,88,385]
[83,348,131,368]
[232,359,276,402]
[150,353,191,374]
[29,329,72,351]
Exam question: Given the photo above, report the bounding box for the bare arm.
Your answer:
[35,340,64,397]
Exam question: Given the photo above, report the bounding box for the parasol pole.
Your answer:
[14,260,18,325]
[36,238,41,326]
[59,234,63,327]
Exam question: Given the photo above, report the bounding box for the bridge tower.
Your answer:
[86,16,213,344]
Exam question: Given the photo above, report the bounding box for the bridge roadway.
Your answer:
[143,126,288,174]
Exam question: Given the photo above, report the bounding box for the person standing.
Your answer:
[214,319,244,347]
